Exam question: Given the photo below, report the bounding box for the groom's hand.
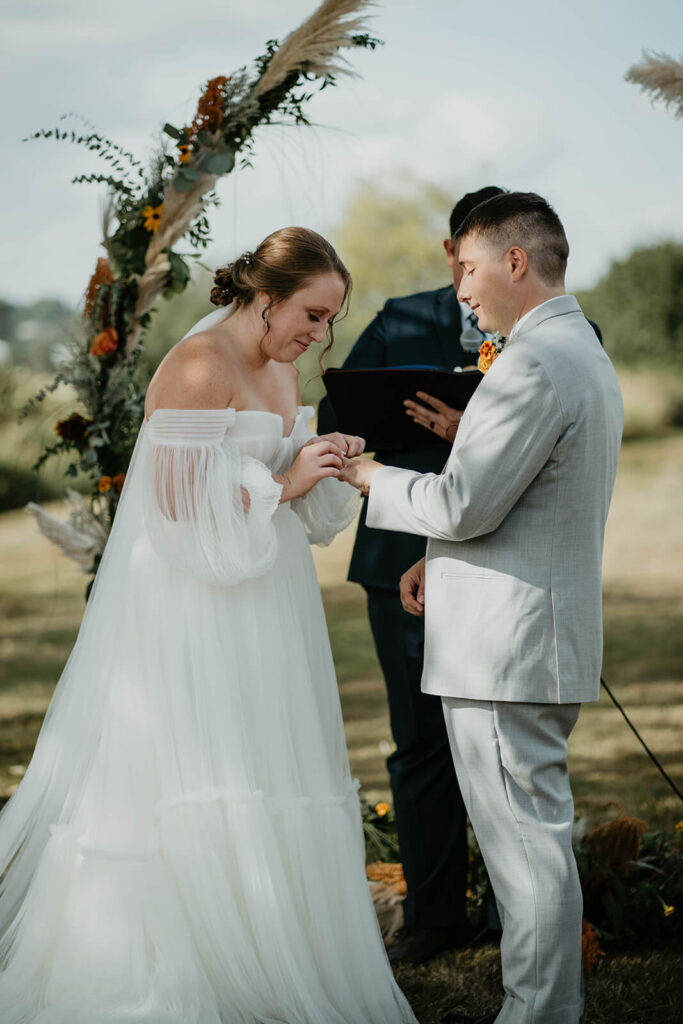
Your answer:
[400,557,426,616]
[339,455,382,495]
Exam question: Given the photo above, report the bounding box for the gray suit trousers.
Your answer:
[442,698,583,1024]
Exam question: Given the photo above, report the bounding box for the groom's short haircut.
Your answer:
[454,192,569,286]
[449,186,508,238]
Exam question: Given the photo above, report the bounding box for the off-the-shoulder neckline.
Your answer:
[145,405,314,439]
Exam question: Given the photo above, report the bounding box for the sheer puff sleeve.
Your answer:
[144,408,282,586]
[289,407,361,547]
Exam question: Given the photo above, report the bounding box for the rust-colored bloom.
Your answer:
[142,204,164,232]
[98,476,112,493]
[375,802,391,817]
[177,144,192,164]
[112,472,126,493]
[84,257,114,318]
[366,861,407,896]
[189,75,228,138]
[478,340,499,374]
[581,919,604,972]
[90,327,118,357]
[55,412,94,446]
[586,815,648,875]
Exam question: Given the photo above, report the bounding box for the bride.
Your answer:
[0,227,417,1024]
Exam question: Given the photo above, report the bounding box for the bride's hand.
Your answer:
[276,441,345,502]
[306,432,365,458]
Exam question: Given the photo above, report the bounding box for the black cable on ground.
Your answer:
[600,676,683,805]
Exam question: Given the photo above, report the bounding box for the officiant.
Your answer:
[317,186,507,965]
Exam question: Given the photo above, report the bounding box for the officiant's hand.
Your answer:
[339,455,382,496]
[307,432,366,458]
[400,557,426,616]
[404,391,463,442]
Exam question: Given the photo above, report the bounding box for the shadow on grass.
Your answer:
[394,940,683,1024]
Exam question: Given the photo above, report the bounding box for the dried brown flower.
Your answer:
[189,75,229,139]
[84,257,114,319]
[586,814,648,875]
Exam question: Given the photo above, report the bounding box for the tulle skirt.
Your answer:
[0,504,415,1023]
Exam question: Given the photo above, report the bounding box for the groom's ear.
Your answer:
[507,246,529,281]
[443,238,455,265]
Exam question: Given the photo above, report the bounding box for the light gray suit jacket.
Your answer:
[366,295,624,704]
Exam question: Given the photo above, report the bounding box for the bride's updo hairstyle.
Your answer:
[211,227,351,364]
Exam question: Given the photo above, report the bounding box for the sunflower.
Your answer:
[55,412,94,446]
[142,203,164,232]
[177,144,192,164]
[98,476,113,493]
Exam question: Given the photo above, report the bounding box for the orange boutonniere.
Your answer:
[477,331,506,373]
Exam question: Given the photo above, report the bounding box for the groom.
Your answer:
[341,192,623,1024]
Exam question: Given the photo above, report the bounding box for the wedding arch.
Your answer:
[25,0,379,582]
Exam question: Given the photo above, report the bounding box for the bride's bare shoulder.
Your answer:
[145,331,233,415]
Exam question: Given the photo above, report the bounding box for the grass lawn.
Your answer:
[0,431,682,1022]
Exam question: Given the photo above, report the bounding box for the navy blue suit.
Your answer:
[318,284,470,931]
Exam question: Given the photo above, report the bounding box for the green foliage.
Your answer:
[577,242,683,368]
[577,825,683,944]
[297,177,455,404]
[361,796,401,862]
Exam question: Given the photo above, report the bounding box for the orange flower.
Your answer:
[581,919,604,972]
[90,327,118,357]
[375,802,391,817]
[366,861,407,896]
[478,340,499,374]
[177,144,192,164]
[112,472,126,493]
[98,476,112,493]
[84,257,114,318]
[142,204,163,232]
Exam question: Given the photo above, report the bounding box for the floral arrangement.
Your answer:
[363,797,683,961]
[22,0,380,585]
[477,332,506,373]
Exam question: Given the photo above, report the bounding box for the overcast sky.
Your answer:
[1,0,682,306]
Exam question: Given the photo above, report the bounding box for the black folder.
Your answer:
[322,366,483,450]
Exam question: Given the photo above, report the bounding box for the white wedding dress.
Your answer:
[0,398,417,1023]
